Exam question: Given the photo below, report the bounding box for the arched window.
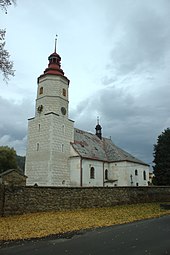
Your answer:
[135,169,138,176]
[143,171,146,180]
[136,183,139,186]
[39,87,43,95]
[90,167,95,179]
[105,169,108,180]
[63,88,66,97]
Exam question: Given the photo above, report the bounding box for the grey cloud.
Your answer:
[107,1,170,75]
[0,97,34,155]
[71,69,170,165]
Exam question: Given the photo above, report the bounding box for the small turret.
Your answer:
[95,117,102,139]
[38,35,66,80]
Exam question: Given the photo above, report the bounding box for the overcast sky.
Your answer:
[0,0,170,167]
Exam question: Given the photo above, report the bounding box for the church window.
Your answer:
[105,169,108,180]
[38,124,40,131]
[61,144,64,152]
[63,88,66,97]
[136,183,139,186]
[36,143,39,151]
[90,167,95,179]
[135,169,138,176]
[143,171,146,180]
[39,87,43,95]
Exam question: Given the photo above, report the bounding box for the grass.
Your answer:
[0,203,170,241]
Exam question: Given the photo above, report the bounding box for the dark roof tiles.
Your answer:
[72,128,148,166]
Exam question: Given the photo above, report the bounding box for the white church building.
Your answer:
[25,43,150,187]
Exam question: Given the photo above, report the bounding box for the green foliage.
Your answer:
[0,146,17,173]
[16,155,25,172]
[153,128,170,185]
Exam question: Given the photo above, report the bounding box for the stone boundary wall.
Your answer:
[0,185,170,216]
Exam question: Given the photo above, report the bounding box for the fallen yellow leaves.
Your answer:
[0,203,169,241]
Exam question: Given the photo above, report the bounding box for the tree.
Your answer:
[0,146,18,173]
[0,0,16,81]
[16,155,25,173]
[0,0,16,14]
[153,128,170,185]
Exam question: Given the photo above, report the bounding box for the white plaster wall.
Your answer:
[109,161,150,186]
[36,75,69,117]
[25,115,52,186]
[82,159,104,187]
[103,162,115,187]
[49,114,74,186]
[69,157,81,186]
[25,110,74,186]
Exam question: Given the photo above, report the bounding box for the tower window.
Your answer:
[38,124,40,131]
[36,143,39,151]
[61,144,64,152]
[39,87,43,95]
[105,169,108,180]
[52,58,56,63]
[143,171,146,180]
[62,124,65,135]
[63,88,66,97]
[90,167,95,179]
[135,169,138,176]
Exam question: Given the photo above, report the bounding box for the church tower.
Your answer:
[25,39,74,186]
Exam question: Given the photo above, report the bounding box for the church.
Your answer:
[25,42,150,187]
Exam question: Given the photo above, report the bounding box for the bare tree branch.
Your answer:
[0,0,16,81]
[0,0,16,13]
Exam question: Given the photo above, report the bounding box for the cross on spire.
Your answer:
[54,34,58,53]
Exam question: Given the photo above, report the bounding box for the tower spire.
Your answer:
[54,34,58,53]
[97,116,99,125]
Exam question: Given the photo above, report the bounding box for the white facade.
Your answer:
[25,47,150,187]
[69,156,149,187]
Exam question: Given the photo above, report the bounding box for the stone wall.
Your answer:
[0,185,4,216]
[0,185,170,216]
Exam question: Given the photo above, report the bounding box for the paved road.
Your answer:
[1,215,170,255]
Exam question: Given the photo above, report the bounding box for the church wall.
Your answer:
[109,161,149,186]
[69,157,81,186]
[36,76,69,117]
[25,112,74,186]
[25,115,52,186]
[103,162,116,187]
[49,115,74,186]
[82,159,104,187]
